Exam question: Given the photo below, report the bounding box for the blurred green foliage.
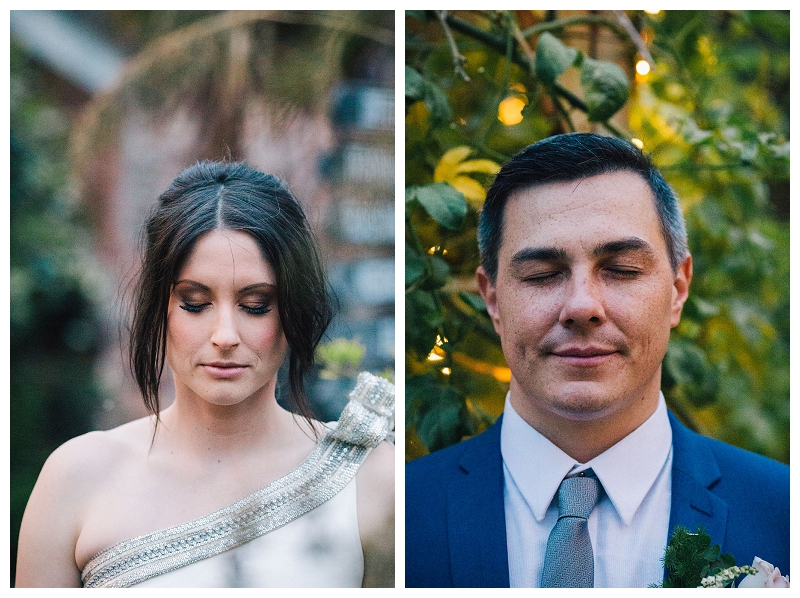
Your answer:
[405,10,788,463]
[10,42,106,583]
[316,338,367,380]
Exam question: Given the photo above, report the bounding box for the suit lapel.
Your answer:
[446,417,510,588]
[441,412,730,586]
[667,412,729,559]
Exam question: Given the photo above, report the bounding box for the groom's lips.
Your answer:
[550,346,618,366]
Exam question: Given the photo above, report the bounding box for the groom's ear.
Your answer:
[477,266,502,337]
[670,254,692,328]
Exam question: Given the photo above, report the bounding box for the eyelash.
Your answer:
[524,272,561,284]
[522,268,640,284]
[179,303,272,315]
[605,267,640,278]
[179,302,206,313]
[242,304,272,315]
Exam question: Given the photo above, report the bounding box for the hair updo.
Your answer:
[129,161,333,423]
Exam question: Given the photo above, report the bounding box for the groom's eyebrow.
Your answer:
[593,237,656,260]
[509,246,568,273]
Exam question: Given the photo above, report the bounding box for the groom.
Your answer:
[405,134,789,588]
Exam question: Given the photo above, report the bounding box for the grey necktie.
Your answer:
[540,470,602,588]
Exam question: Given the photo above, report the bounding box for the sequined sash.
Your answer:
[81,372,394,588]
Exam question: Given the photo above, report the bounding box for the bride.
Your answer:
[15,162,395,587]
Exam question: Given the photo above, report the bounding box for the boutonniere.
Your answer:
[653,526,788,588]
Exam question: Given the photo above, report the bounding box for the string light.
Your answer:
[427,347,445,362]
[427,335,448,362]
[644,9,661,15]
[631,138,644,149]
[441,367,452,375]
[636,60,651,76]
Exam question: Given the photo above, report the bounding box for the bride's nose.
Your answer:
[210,306,241,349]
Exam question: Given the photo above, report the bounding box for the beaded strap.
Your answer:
[81,372,394,588]
[330,371,395,447]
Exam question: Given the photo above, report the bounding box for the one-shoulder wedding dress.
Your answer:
[80,372,394,588]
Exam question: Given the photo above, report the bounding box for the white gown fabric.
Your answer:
[80,372,394,588]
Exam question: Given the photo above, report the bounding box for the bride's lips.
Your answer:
[202,362,249,378]
[550,346,618,366]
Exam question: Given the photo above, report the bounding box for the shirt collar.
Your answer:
[501,392,672,525]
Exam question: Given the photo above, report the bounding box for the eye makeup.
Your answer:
[172,281,277,315]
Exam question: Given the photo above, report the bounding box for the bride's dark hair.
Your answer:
[129,161,333,424]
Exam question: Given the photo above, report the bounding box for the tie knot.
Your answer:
[557,472,601,519]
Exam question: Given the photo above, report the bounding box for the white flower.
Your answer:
[699,566,757,588]
[699,575,722,588]
[737,557,789,588]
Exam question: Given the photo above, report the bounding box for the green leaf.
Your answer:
[692,296,720,317]
[579,57,630,122]
[717,553,736,569]
[405,243,427,287]
[405,185,419,204]
[405,65,426,101]
[421,255,450,290]
[769,140,790,159]
[407,289,442,328]
[459,291,486,312]
[405,290,442,358]
[702,545,721,562]
[416,385,467,452]
[423,80,453,127]
[665,339,719,404]
[405,374,432,427]
[405,66,453,126]
[415,182,468,230]
[406,10,429,21]
[679,118,713,144]
[535,32,578,85]
[740,141,758,163]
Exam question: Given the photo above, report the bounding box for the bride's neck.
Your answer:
[155,387,309,459]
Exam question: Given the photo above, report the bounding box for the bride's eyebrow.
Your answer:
[173,280,210,291]
[172,281,275,292]
[238,283,276,293]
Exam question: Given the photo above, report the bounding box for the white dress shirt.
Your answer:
[501,392,673,587]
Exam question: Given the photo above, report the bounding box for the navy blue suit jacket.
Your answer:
[405,412,789,587]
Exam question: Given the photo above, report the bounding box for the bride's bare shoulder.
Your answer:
[355,440,394,524]
[41,416,155,484]
[355,440,394,587]
[16,416,157,587]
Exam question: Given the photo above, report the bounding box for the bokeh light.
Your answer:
[498,96,525,125]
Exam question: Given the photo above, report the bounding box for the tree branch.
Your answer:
[503,11,536,71]
[613,10,655,68]
[521,14,629,41]
[437,11,471,81]
[442,12,623,130]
